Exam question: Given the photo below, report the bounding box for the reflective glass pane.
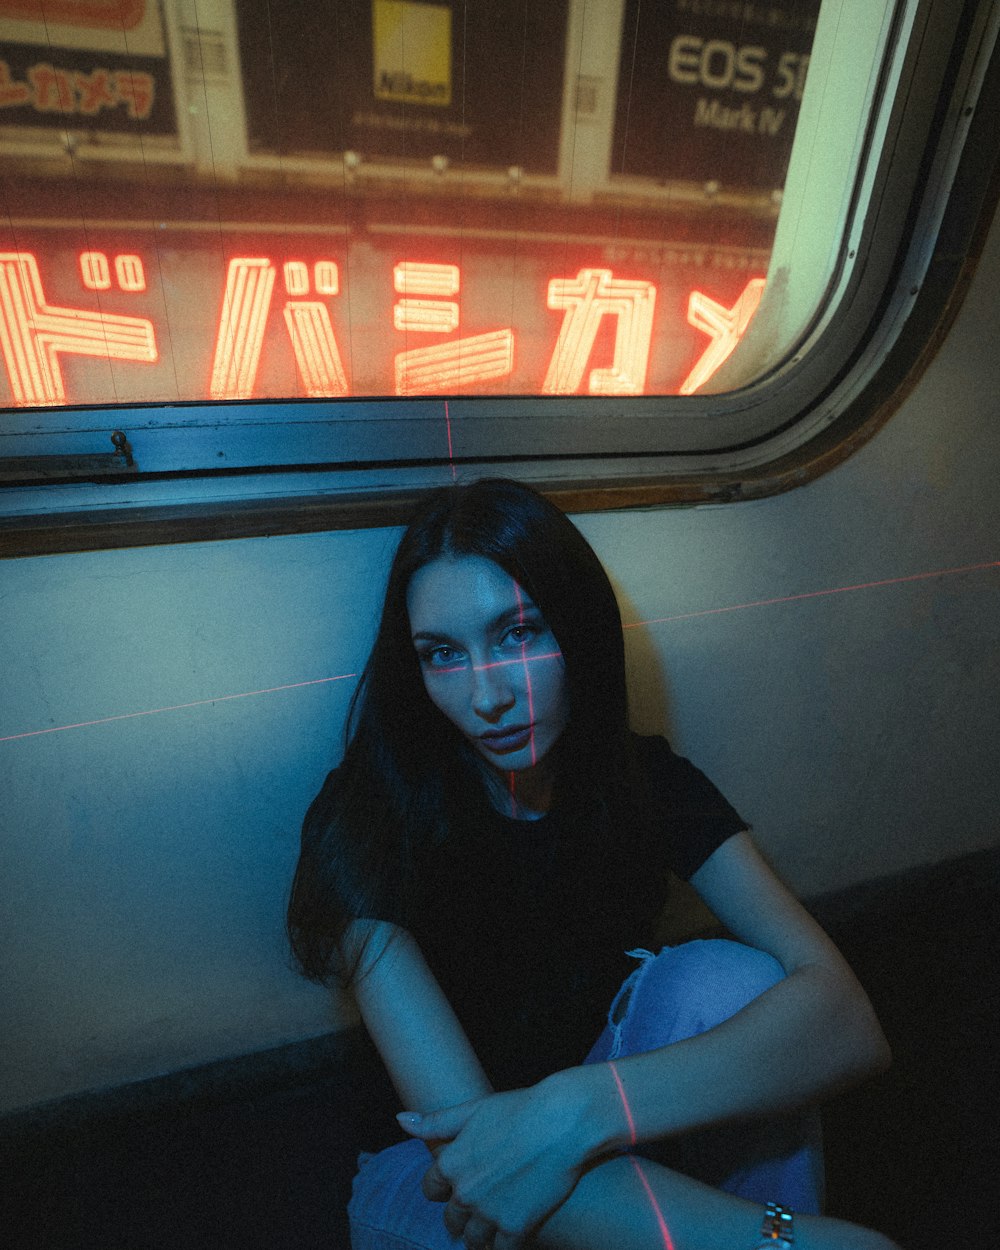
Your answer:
[0,0,822,409]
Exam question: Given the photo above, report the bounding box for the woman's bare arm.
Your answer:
[554,832,890,1158]
[343,918,493,1113]
[350,913,897,1249]
[405,1101,899,1250]
[535,1151,901,1250]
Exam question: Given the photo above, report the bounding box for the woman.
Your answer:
[288,478,896,1250]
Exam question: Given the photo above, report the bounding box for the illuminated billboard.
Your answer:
[236,0,567,172]
[0,224,767,407]
[0,2,814,411]
[0,0,176,136]
[613,0,820,190]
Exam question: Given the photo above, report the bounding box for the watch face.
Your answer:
[759,1202,794,1248]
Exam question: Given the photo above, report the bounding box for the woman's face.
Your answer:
[406,554,569,778]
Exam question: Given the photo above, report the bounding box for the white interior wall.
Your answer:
[1,215,997,1119]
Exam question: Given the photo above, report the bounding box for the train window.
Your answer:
[0,1,998,551]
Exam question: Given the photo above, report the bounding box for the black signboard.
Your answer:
[0,47,176,137]
[236,0,567,174]
[612,0,820,191]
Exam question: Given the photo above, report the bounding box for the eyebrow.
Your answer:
[411,602,541,644]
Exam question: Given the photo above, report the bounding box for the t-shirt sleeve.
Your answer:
[635,733,749,881]
[301,766,409,926]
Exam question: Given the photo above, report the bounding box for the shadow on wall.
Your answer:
[616,582,674,736]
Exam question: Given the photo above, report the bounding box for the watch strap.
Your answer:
[756,1201,794,1247]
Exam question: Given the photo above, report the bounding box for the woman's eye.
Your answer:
[420,645,459,667]
[504,624,537,646]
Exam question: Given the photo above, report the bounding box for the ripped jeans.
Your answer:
[348,940,825,1250]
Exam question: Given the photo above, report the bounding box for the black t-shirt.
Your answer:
[357,734,747,1090]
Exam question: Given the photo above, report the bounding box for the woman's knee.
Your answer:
[616,939,785,1053]
[348,1138,452,1250]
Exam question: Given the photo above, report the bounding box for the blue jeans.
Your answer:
[348,940,824,1249]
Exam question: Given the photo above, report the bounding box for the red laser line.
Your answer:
[611,1062,675,1249]
[429,650,563,675]
[444,399,456,481]
[608,1060,637,1146]
[622,559,1000,628]
[4,560,995,745]
[628,1156,676,1250]
[513,580,538,767]
[0,674,357,743]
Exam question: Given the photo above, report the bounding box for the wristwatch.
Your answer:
[753,1202,794,1248]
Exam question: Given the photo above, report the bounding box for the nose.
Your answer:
[471,657,516,722]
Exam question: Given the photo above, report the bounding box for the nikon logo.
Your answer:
[373,1,452,108]
[377,71,449,102]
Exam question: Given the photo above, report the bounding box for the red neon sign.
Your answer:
[0,240,764,406]
[0,251,156,406]
[543,268,657,396]
[393,260,515,395]
[680,278,765,395]
[0,60,156,120]
[208,257,351,400]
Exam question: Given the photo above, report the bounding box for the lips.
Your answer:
[479,724,534,752]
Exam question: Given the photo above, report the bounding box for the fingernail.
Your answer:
[396,1111,422,1128]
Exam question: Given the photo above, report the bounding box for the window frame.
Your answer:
[0,0,998,557]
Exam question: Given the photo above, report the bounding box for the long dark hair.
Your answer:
[287,478,647,986]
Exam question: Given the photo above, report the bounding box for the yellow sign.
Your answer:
[372,0,451,107]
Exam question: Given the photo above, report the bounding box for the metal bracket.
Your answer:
[0,430,137,483]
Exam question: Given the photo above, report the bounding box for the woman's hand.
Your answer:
[397,1076,589,1249]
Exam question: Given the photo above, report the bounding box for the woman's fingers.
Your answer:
[421,1159,452,1202]
[461,1213,497,1250]
[494,1230,527,1250]
[438,1189,529,1250]
[443,1196,471,1239]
